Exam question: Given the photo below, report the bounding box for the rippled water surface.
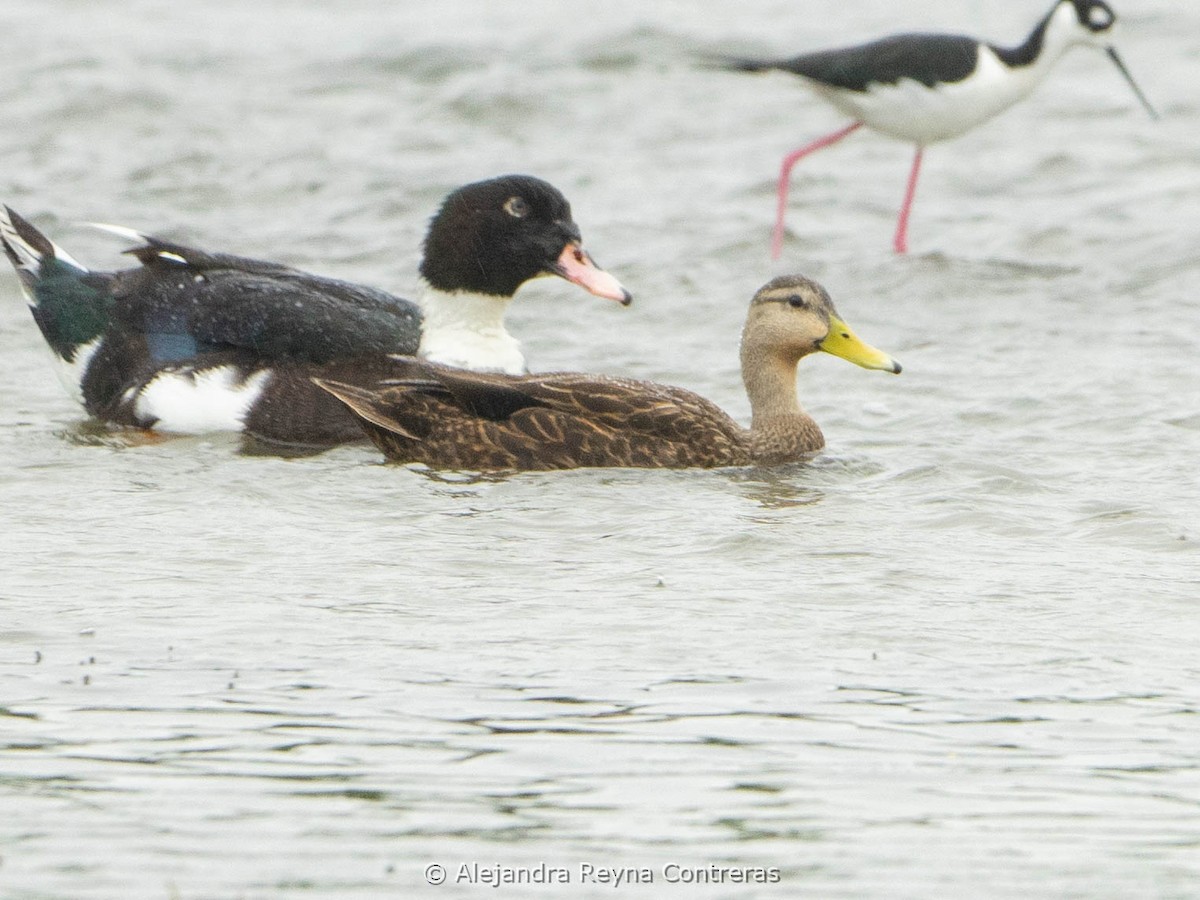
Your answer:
[2,1,1199,897]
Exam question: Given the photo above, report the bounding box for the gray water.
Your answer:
[1,1,1198,898]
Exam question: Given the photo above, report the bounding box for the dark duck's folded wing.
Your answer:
[103,231,420,365]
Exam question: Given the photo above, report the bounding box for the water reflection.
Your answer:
[416,468,515,487]
[728,468,825,511]
[59,420,167,450]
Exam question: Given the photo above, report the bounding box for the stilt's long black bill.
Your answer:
[1106,46,1159,120]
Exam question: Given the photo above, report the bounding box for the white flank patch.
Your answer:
[417,286,526,374]
[134,366,272,433]
[52,336,103,406]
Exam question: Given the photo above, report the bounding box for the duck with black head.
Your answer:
[0,175,631,447]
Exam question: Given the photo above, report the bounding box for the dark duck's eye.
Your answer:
[786,294,806,308]
[503,196,531,219]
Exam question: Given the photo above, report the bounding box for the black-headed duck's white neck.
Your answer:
[416,282,525,375]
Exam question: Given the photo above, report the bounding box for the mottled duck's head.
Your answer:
[743,275,901,374]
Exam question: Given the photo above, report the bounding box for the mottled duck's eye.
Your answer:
[503,196,531,219]
[787,294,806,308]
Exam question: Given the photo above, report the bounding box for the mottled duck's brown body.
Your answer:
[323,366,761,470]
[317,275,901,471]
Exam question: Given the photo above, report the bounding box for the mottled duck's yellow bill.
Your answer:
[819,317,902,374]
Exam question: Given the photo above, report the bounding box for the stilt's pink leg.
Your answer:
[772,121,862,260]
[893,146,924,255]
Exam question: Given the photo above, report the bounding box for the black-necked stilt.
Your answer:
[725,0,1158,256]
[0,176,631,447]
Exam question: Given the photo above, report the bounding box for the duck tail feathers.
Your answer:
[0,205,89,292]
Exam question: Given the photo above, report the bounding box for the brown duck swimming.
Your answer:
[314,274,901,470]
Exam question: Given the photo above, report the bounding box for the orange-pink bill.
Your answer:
[552,243,632,306]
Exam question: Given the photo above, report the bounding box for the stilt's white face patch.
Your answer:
[134,366,272,433]
[1089,6,1114,30]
